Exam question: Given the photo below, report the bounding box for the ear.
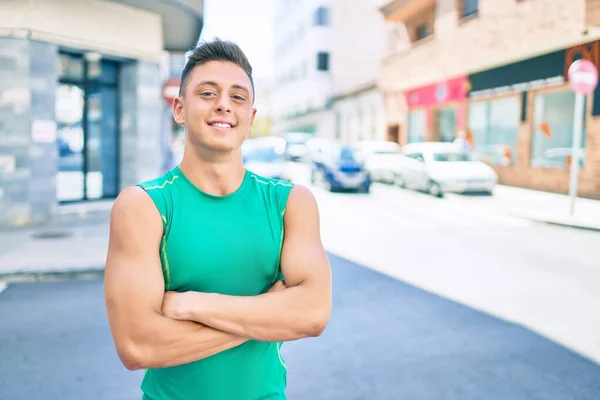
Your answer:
[172,96,185,125]
[248,108,257,133]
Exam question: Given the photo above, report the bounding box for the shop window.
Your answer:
[408,110,427,143]
[468,97,519,165]
[531,90,586,169]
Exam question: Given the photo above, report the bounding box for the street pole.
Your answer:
[568,93,584,216]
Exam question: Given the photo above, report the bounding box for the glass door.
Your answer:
[56,52,119,202]
[438,107,456,142]
[56,84,85,202]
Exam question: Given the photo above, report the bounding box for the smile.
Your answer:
[209,122,235,129]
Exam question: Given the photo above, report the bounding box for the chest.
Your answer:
[162,197,284,296]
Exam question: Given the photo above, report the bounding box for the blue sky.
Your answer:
[201,0,274,80]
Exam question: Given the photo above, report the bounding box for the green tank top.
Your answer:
[137,165,295,400]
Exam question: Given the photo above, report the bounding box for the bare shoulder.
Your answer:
[109,186,163,243]
[285,184,320,230]
[287,184,318,214]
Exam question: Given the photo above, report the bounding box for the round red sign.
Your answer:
[162,78,181,105]
[568,59,599,94]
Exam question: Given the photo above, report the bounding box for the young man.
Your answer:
[104,39,332,400]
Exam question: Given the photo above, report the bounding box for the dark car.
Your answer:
[310,144,371,193]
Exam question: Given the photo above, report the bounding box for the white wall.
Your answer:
[331,0,386,95]
[0,0,163,61]
[333,87,386,143]
[271,0,333,129]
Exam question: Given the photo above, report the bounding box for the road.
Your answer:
[286,162,600,364]
[1,162,599,399]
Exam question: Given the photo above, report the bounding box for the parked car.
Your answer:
[310,143,371,193]
[283,132,313,161]
[358,140,402,184]
[393,142,498,197]
[242,136,289,180]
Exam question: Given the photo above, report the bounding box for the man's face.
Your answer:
[173,61,256,155]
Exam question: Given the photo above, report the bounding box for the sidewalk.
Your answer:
[0,201,112,279]
[0,185,599,279]
[447,185,600,232]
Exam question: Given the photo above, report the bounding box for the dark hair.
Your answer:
[179,38,255,101]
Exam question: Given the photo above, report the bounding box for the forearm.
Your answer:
[119,313,247,370]
[185,285,328,342]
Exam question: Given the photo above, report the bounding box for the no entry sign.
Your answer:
[568,59,598,94]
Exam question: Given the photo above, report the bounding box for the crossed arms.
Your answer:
[104,185,331,371]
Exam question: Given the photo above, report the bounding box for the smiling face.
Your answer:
[173,60,256,156]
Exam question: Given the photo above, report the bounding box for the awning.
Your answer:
[109,0,203,52]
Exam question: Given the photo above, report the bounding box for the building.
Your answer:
[378,0,600,199]
[271,0,387,142]
[0,0,203,228]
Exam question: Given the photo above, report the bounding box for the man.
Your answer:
[104,39,332,400]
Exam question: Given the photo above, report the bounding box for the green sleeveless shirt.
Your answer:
[137,165,295,400]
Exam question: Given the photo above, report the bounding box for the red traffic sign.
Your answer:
[568,59,598,94]
[162,78,181,105]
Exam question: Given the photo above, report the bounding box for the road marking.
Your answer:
[0,282,7,295]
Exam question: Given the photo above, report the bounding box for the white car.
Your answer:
[358,140,402,184]
[393,142,498,197]
[242,137,289,180]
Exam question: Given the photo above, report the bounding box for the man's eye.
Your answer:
[201,92,216,97]
[233,95,245,101]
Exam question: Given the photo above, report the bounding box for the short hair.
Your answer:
[179,38,255,102]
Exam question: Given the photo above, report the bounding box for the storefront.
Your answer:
[465,41,600,198]
[0,0,203,227]
[404,75,469,144]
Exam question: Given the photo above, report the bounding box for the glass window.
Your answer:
[438,108,456,142]
[468,97,519,165]
[432,151,471,162]
[463,0,478,17]
[317,52,330,71]
[408,110,426,143]
[59,53,84,81]
[314,7,330,26]
[531,90,586,169]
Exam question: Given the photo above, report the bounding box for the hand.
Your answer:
[162,291,198,321]
[268,280,287,293]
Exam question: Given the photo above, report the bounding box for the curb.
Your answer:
[0,267,105,284]
[508,213,600,233]
[531,219,600,233]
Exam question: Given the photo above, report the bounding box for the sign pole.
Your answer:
[568,92,584,216]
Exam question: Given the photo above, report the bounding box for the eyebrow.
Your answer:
[196,80,250,95]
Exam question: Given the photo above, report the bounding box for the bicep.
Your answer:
[280,185,330,290]
[104,187,165,346]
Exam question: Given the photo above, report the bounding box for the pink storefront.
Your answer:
[404,75,469,144]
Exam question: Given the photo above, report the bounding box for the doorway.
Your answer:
[436,107,456,142]
[55,52,119,202]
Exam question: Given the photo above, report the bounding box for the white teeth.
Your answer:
[211,122,232,128]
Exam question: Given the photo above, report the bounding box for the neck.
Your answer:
[178,145,246,197]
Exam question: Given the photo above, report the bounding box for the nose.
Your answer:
[214,94,232,113]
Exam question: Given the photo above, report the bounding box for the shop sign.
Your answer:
[406,76,468,108]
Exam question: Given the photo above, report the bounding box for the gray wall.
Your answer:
[119,61,163,189]
[0,38,60,228]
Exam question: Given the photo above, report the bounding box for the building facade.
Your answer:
[0,0,203,228]
[271,0,386,142]
[378,0,600,198]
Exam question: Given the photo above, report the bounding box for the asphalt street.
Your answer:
[1,163,599,399]
[1,256,599,400]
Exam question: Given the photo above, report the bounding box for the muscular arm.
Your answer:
[164,185,332,342]
[104,187,247,371]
